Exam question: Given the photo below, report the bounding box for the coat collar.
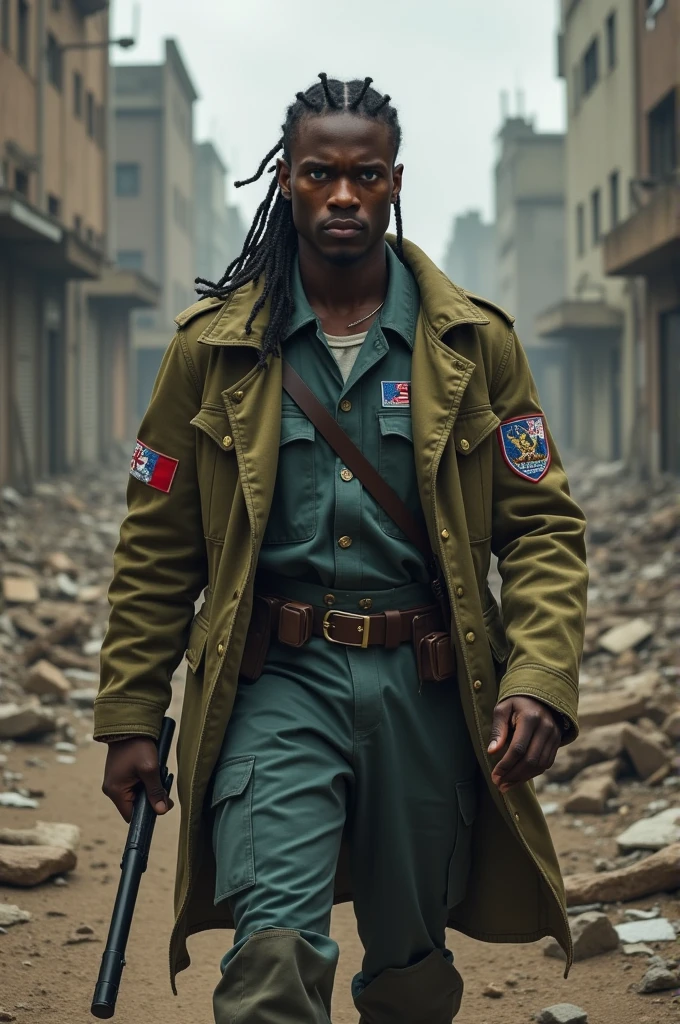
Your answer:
[193,236,490,350]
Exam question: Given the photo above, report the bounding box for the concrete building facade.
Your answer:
[442,210,498,301]
[194,140,229,285]
[538,0,638,464]
[495,116,571,446]
[605,0,680,475]
[113,40,198,420]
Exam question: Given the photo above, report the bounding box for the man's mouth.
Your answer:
[323,219,364,238]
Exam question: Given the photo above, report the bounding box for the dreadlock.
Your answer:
[195,74,404,367]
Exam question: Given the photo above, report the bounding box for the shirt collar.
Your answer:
[284,241,419,349]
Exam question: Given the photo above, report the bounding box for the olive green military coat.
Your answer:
[94,238,588,989]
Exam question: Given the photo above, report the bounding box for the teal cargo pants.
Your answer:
[211,577,478,1024]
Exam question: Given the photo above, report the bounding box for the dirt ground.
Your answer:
[1,672,679,1024]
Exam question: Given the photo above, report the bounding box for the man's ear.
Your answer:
[277,158,292,200]
[391,163,404,203]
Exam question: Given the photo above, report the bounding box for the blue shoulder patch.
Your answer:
[498,415,551,483]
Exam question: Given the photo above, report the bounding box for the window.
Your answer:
[606,12,617,70]
[646,0,667,29]
[609,170,620,228]
[15,168,28,196]
[47,194,61,218]
[0,159,8,188]
[1,0,10,51]
[115,163,140,196]
[117,250,145,271]
[46,33,62,90]
[582,37,599,96]
[73,213,82,235]
[86,91,95,138]
[17,0,29,69]
[73,71,83,118]
[576,203,585,256]
[95,104,105,148]
[591,188,601,245]
[648,89,677,179]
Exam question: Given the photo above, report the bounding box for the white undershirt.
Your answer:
[324,331,368,384]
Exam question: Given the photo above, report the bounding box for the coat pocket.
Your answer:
[211,756,256,904]
[191,404,239,542]
[446,777,478,909]
[186,614,209,674]
[482,597,510,667]
[263,413,316,545]
[452,408,500,543]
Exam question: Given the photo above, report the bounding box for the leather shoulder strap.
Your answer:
[281,361,432,563]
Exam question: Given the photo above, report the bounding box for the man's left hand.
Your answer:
[488,696,562,793]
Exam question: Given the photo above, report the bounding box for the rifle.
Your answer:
[91,717,176,1019]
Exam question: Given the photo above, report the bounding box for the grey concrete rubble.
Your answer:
[536,1004,588,1024]
[544,911,619,961]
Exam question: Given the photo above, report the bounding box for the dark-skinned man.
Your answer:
[96,74,587,1024]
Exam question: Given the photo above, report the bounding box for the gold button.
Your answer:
[340,468,354,482]
[324,594,336,607]
[473,679,482,691]
[465,631,476,644]
[217,642,225,657]
[454,360,465,371]
[340,399,352,412]
[359,598,373,610]
[222,435,234,449]
[338,536,353,549]
[514,812,520,823]
[456,586,464,598]
[460,439,470,452]
[441,529,450,540]
[233,390,244,402]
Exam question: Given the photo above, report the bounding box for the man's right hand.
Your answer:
[102,737,174,823]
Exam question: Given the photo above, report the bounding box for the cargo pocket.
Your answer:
[263,413,316,545]
[452,408,499,543]
[377,412,420,540]
[446,778,478,909]
[211,756,256,904]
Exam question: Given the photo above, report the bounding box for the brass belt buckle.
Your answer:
[322,610,371,649]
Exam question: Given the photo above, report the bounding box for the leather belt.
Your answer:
[259,595,443,650]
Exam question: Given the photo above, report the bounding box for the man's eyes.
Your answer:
[310,169,329,180]
[308,169,381,181]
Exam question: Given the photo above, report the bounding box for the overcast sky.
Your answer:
[112,0,565,265]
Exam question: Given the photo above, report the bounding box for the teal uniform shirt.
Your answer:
[257,244,430,590]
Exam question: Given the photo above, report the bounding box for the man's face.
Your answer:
[277,112,403,265]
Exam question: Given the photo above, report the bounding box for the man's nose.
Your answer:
[328,177,359,209]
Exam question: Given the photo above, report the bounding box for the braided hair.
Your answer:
[195,74,404,366]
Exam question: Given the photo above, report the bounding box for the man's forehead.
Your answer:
[290,112,394,161]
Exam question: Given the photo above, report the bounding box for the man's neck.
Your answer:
[297,237,388,334]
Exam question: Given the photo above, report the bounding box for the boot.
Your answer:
[353,949,464,1024]
[213,928,337,1024]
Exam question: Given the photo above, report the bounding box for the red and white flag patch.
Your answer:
[130,440,179,493]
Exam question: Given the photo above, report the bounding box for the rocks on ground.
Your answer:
[544,911,619,962]
[536,1004,588,1024]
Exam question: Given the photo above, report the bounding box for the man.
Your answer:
[97,74,588,1024]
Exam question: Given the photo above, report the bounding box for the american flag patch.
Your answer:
[381,381,410,407]
[130,440,179,493]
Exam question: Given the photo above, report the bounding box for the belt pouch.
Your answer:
[278,601,314,647]
[413,613,455,683]
[239,595,275,682]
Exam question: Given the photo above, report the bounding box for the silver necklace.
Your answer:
[346,302,384,329]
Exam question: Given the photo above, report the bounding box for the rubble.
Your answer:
[2,578,40,605]
[616,808,680,851]
[0,821,80,851]
[0,702,56,740]
[23,659,71,700]
[638,962,680,993]
[598,618,654,655]
[0,845,77,886]
[565,843,680,905]
[544,911,619,961]
[614,918,676,943]
[0,904,31,927]
[537,1005,588,1024]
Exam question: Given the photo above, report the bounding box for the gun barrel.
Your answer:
[91,717,175,1019]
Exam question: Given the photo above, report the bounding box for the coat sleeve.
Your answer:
[93,332,208,742]
[489,328,588,742]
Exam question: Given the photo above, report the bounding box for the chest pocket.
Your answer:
[262,412,316,546]
[377,412,422,540]
[191,405,239,543]
[453,408,500,543]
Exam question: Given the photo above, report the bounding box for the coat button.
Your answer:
[338,536,353,549]
[217,642,225,657]
[233,390,244,402]
[222,435,234,449]
[340,399,352,412]
[340,468,353,482]
[473,679,482,691]
[456,586,464,598]
[359,598,373,609]
[465,631,476,644]
[441,529,450,539]
[460,439,470,451]
[514,812,520,823]
[324,594,336,606]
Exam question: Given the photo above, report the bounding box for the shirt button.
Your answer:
[340,399,352,413]
[233,390,244,403]
[359,598,373,610]
[456,586,464,598]
[514,812,520,823]
[222,435,234,449]
[465,631,476,644]
[441,529,450,540]
[324,594,336,607]
[460,439,470,451]
[338,536,353,549]
[217,642,225,657]
[340,468,354,482]
[473,679,482,691]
